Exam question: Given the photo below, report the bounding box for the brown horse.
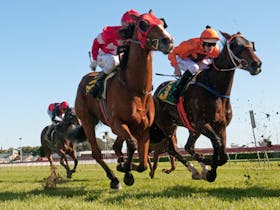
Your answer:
[40,108,82,178]
[152,31,262,182]
[75,11,173,189]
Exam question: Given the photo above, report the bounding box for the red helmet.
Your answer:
[121,9,140,26]
[200,25,219,43]
[60,101,69,110]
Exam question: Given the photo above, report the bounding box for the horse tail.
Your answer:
[68,126,87,143]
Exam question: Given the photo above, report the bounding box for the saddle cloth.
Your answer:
[85,72,116,99]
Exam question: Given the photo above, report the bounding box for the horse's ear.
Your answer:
[160,18,168,28]
[148,9,154,15]
[220,31,231,40]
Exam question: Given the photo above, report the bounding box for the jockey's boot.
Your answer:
[91,72,107,97]
[172,71,193,102]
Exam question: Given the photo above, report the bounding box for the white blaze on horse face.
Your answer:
[159,24,173,40]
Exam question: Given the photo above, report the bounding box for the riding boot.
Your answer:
[172,71,193,101]
[91,72,107,97]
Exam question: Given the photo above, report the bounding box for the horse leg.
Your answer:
[112,137,125,163]
[199,124,228,182]
[47,153,54,168]
[162,155,176,174]
[88,128,121,189]
[166,132,200,179]
[69,150,78,174]
[59,152,72,178]
[111,122,139,186]
[149,150,159,179]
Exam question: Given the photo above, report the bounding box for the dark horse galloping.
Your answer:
[75,11,173,189]
[40,108,82,178]
[151,31,262,182]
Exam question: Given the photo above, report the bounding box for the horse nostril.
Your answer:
[161,38,170,45]
[251,61,259,69]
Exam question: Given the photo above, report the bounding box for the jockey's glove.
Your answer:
[89,60,97,71]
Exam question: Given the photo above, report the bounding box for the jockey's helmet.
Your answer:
[200,25,219,43]
[121,9,140,26]
[61,101,69,110]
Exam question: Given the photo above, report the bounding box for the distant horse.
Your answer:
[148,123,177,179]
[75,10,173,189]
[152,31,262,182]
[40,108,81,178]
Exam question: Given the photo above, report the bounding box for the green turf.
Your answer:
[0,161,279,210]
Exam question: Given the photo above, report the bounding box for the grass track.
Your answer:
[0,161,279,210]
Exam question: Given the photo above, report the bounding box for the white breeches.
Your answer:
[97,51,120,74]
[176,56,212,74]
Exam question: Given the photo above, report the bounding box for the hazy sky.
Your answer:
[0,1,279,149]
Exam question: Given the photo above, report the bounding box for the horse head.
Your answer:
[63,108,80,127]
[133,10,174,54]
[217,32,262,75]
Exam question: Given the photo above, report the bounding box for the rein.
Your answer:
[194,82,230,99]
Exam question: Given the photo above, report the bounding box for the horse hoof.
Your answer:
[116,164,126,173]
[124,172,134,186]
[149,171,154,179]
[117,156,125,163]
[206,170,217,182]
[162,168,171,174]
[67,172,72,179]
[110,178,122,190]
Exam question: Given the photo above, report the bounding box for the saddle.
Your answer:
[157,73,198,105]
[85,72,116,99]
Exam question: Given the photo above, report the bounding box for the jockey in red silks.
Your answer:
[89,9,140,97]
[45,101,70,139]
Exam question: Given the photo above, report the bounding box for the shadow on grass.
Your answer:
[0,186,102,201]
[103,185,280,204]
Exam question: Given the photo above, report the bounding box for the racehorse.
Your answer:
[152,31,262,182]
[75,10,173,189]
[40,108,81,178]
[147,123,177,179]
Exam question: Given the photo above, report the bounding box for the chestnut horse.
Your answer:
[75,11,173,189]
[151,31,262,182]
[40,108,82,178]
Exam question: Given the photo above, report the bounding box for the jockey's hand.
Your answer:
[89,60,97,71]
[174,66,181,77]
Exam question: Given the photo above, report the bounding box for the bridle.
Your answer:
[129,13,165,50]
[213,34,253,71]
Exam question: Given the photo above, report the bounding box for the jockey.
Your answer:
[168,25,220,102]
[45,101,70,139]
[89,9,140,97]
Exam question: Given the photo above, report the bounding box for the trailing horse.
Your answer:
[40,108,84,178]
[75,10,173,189]
[151,31,262,181]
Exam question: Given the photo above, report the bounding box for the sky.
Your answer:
[0,1,279,149]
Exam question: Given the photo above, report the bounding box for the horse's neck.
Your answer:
[205,47,236,96]
[125,40,153,94]
[207,68,235,96]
